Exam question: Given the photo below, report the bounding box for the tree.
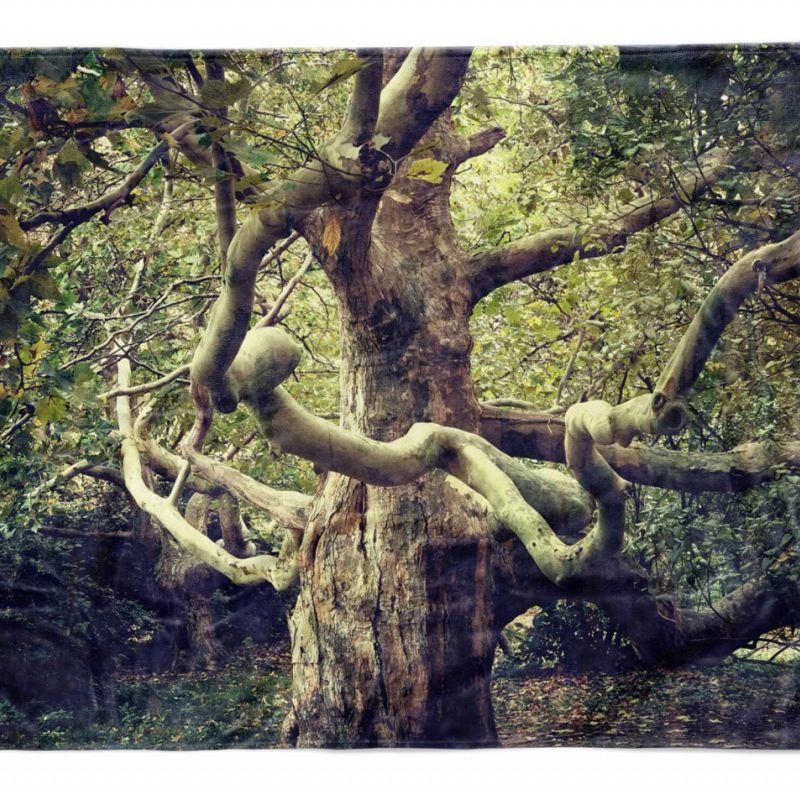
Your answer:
[1,46,800,746]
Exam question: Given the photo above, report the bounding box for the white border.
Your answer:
[3,746,800,799]
[1,0,798,48]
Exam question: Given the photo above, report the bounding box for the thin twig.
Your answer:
[256,251,314,328]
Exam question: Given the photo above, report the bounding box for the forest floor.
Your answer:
[492,660,800,748]
[3,643,800,748]
[0,642,293,749]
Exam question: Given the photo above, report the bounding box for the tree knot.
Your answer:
[358,141,395,192]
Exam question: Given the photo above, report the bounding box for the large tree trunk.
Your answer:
[289,130,503,746]
[128,492,225,673]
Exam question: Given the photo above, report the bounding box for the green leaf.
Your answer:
[617,186,635,204]
[34,394,66,425]
[0,204,27,249]
[55,139,89,167]
[72,362,94,385]
[313,56,364,95]
[0,304,20,340]
[199,78,252,108]
[0,177,22,204]
[30,269,60,301]
[0,127,27,161]
[53,140,91,191]
[226,138,281,168]
[406,158,449,185]
[79,76,114,121]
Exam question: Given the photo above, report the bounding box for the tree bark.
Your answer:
[289,123,502,746]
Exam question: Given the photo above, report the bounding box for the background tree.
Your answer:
[1,46,799,746]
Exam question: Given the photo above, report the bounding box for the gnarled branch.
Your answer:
[224,327,608,586]
[115,357,298,589]
[480,405,800,492]
[467,148,729,304]
[545,227,800,496]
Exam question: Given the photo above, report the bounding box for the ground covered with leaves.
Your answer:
[0,643,292,749]
[3,643,800,749]
[492,661,800,748]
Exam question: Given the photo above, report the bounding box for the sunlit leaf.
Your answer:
[406,157,449,184]
[321,216,341,258]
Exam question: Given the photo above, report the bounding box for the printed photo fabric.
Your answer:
[1,46,799,749]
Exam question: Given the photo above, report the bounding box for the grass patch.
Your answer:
[2,643,291,750]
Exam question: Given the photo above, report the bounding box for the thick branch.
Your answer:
[480,405,568,461]
[656,228,800,400]
[481,405,800,492]
[599,558,800,666]
[467,148,728,303]
[565,402,630,499]
[664,573,800,664]
[560,401,637,557]
[340,50,383,145]
[115,358,295,588]
[605,439,800,493]
[491,527,798,667]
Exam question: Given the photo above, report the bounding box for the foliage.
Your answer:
[500,601,634,676]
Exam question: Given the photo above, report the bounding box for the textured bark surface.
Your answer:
[289,125,501,746]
